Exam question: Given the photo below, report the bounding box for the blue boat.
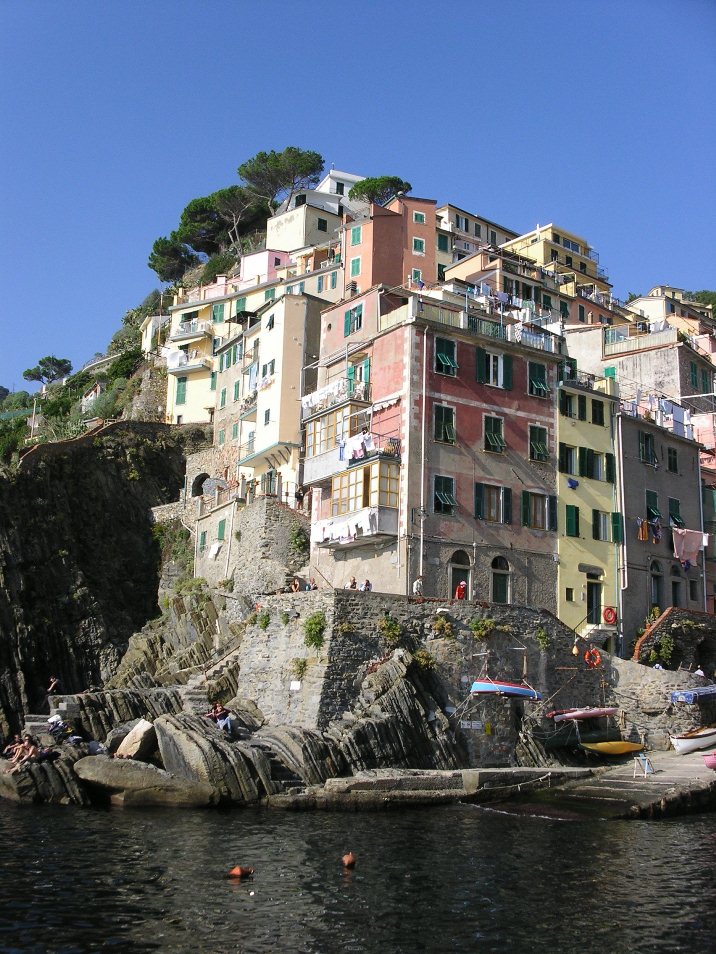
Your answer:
[470,679,542,701]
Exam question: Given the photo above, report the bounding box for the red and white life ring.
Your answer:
[584,648,602,669]
[603,606,617,626]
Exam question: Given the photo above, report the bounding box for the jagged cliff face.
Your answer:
[0,423,208,736]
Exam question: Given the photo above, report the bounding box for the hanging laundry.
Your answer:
[650,520,662,544]
[672,528,703,563]
[636,518,650,542]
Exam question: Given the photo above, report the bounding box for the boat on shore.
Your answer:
[550,707,618,723]
[702,751,716,771]
[537,725,622,750]
[470,680,542,701]
[671,726,716,755]
[580,741,644,756]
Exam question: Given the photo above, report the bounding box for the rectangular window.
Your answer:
[199,531,207,552]
[592,400,605,426]
[412,237,425,254]
[212,302,225,323]
[220,387,227,408]
[413,211,426,224]
[437,234,449,252]
[317,217,328,232]
[234,296,247,315]
[412,268,422,282]
[233,380,240,401]
[231,422,238,440]
[646,490,662,520]
[175,376,187,405]
[528,362,548,397]
[434,475,457,515]
[343,303,363,337]
[437,264,446,281]
[690,362,698,388]
[566,587,574,602]
[476,347,512,389]
[330,270,337,289]
[578,304,586,322]
[490,230,497,245]
[529,425,549,462]
[350,225,362,246]
[611,512,624,543]
[210,371,217,391]
[330,461,399,515]
[475,483,512,524]
[639,431,657,465]
[577,394,587,421]
[218,429,225,446]
[434,405,456,443]
[336,182,345,195]
[690,579,699,602]
[667,448,678,473]
[317,275,324,293]
[350,257,361,278]
[264,288,275,301]
[558,443,577,474]
[566,504,580,537]
[264,409,270,426]
[560,392,574,418]
[217,519,226,541]
[522,491,557,531]
[266,315,275,331]
[484,415,506,452]
[592,509,610,541]
[435,337,458,376]
[703,369,711,394]
[668,498,685,527]
[542,294,552,311]
[455,214,468,231]
[474,223,482,238]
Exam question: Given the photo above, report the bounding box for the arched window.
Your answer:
[491,556,510,604]
[449,549,471,598]
[650,561,663,612]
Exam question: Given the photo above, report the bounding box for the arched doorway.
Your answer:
[670,565,682,608]
[191,473,210,497]
[491,556,510,604]
[449,549,471,598]
[650,561,663,613]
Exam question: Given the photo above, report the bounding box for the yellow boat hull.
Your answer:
[581,741,644,756]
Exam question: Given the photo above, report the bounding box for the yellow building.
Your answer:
[556,365,621,646]
[502,224,611,300]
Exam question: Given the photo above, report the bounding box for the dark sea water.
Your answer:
[0,799,714,954]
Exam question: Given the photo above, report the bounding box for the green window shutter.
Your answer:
[218,429,225,445]
[331,271,337,289]
[233,381,240,401]
[362,358,370,384]
[566,505,579,537]
[199,531,206,551]
[210,371,217,391]
[474,483,484,519]
[344,309,352,337]
[702,370,710,393]
[212,303,225,323]
[548,495,558,531]
[503,487,512,525]
[235,296,247,314]
[592,509,600,540]
[690,362,698,387]
[220,388,227,408]
[606,453,615,483]
[217,519,226,541]
[476,347,487,383]
[605,366,616,379]
[638,431,646,459]
[578,446,588,477]
[646,490,661,519]
[231,423,238,440]
[346,365,356,393]
[559,389,568,415]
[176,377,187,405]
[559,442,567,473]
[611,512,623,543]
[522,491,530,527]
[503,354,513,390]
[264,288,275,301]
[586,448,595,477]
[577,394,587,420]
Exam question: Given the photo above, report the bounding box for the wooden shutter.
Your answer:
[522,491,530,527]
[611,512,623,543]
[503,354,513,390]
[566,505,579,537]
[474,483,484,519]
[362,358,370,384]
[578,394,587,420]
[592,509,600,540]
[559,442,568,473]
[476,347,486,383]
[503,487,512,525]
[548,495,558,531]
[578,446,588,477]
[559,389,568,415]
[344,310,352,337]
[606,453,615,483]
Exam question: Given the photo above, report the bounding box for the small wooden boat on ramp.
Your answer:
[670,725,716,755]
[580,740,644,756]
[550,707,618,723]
[470,680,542,701]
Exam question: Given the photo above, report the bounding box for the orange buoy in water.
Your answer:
[228,866,254,879]
[342,852,356,869]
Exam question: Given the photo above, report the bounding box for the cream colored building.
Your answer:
[502,224,611,299]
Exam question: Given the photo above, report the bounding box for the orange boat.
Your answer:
[580,741,644,756]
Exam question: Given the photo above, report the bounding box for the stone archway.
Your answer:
[191,472,210,497]
[449,549,471,598]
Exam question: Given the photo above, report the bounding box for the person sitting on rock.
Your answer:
[2,734,23,759]
[308,578,318,590]
[345,576,358,590]
[359,579,372,592]
[290,577,301,593]
[10,735,40,772]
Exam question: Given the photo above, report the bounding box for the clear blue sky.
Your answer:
[1,0,714,392]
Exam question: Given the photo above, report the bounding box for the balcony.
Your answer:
[303,430,401,485]
[170,320,213,343]
[301,378,371,421]
[604,325,678,357]
[239,391,258,418]
[166,353,213,375]
[311,505,399,549]
[237,437,255,463]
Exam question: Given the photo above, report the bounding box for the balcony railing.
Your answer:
[301,379,371,420]
[239,391,258,417]
[311,505,399,548]
[237,437,256,462]
[170,320,212,340]
[604,325,678,356]
[166,352,212,374]
[304,429,401,485]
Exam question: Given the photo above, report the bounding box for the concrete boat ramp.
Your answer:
[270,750,716,820]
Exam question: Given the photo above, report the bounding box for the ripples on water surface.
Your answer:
[0,800,714,953]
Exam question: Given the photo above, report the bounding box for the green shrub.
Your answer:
[377,615,402,644]
[280,611,290,625]
[469,617,492,640]
[289,523,309,557]
[431,614,454,638]
[535,626,550,652]
[335,622,353,635]
[247,612,258,625]
[303,611,326,649]
[412,649,436,671]
[257,609,271,630]
[151,520,193,574]
[291,658,308,679]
